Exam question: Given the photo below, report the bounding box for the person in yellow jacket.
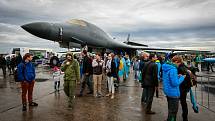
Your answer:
[61,52,80,108]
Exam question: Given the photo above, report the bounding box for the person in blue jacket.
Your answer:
[162,55,185,121]
[17,53,37,111]
[124,54,131,80]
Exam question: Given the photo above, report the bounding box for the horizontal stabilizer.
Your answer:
[124,41,148,47]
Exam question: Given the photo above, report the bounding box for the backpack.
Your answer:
[119,60,124,70]
[189,72,197,87]
[14,63,26,82]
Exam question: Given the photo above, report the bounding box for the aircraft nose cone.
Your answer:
[21,22,52,39]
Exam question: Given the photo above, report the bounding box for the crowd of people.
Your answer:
[0,50,208,121]
[57,50,199,121]
[138,52,198,121]
[0,53,22,78]
[62,50,132,99]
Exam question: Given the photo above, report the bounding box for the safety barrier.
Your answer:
[193,74,215,113]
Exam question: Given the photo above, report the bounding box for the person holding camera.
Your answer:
[61,52,80,108]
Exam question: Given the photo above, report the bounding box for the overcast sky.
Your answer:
[0,0,215,53]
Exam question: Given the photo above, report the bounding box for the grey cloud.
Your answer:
[0,0,215,52]
[0,23,61,53]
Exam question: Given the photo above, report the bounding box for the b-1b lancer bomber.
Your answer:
[21,19,209,52]
[21,19,148,49]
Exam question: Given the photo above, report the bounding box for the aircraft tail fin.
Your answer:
[124,34,148,47]
[127,33,130,42]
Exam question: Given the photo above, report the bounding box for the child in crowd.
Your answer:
[53,66,61,91]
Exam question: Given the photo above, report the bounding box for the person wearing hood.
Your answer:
[124,54,131,79]
[162,55,185,121]
[118,55,125,83]
[61,52,80,108]
[17,53,37,111]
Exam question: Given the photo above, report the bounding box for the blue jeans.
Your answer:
[167,96,179,121]
[80,74,93,94]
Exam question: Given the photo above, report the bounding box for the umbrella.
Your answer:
[190,88,199,113]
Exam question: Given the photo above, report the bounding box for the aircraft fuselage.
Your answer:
[21,19,131,49]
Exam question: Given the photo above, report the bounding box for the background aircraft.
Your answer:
[203,58,215,63]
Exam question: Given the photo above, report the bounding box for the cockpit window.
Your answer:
[67,19,87,26]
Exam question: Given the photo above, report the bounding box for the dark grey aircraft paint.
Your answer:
[21,19,133,49]
[21,19,209,52]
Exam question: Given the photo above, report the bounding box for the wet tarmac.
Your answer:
[0,67,215,121]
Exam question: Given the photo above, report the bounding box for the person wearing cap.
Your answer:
[61,52,80,108]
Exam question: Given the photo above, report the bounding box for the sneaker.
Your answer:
[77,94,83,97]
[68,103,73,108]
[111,95,114,99]
[94,94,98,98]
[22,104,27,111]
[29,102,38,106]
[87,91,93,94]
[97,94,101,98]
[106,93,110,97]
[98,93,103,97]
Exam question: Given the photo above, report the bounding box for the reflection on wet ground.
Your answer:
[0,68,215,121]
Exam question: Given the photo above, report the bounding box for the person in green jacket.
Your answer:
[61,52,80,108]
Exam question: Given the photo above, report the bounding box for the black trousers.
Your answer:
[80,74,93,94]
[144,87,155,112]
[180,90,188,121]
[1,66,6,77]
